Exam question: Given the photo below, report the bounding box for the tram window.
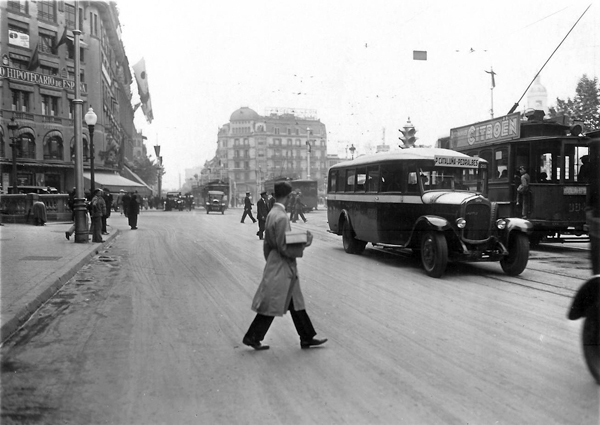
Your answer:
[479,149,493,172]
[366,166,380,192]
[356,167,367,192]
[329,170,338,192]
[495,148,508,179]
[345,169,356,192]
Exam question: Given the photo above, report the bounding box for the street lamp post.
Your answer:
[306,127,312,179]
[72,5,88,243]
[349,144,356,160]
[84,107,97,193]
[7,116,19,194]
[154,145,162,199]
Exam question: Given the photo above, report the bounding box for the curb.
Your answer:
[0,230,121,343]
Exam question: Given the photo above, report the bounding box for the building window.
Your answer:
[65,3,76,28]
[7,1,28,14]
[39,32,55,53]
[244,150,249,158]
[295,129,299,135]
[244,161,250,169]
[37,1,56,22]
[0,133,5,158]
[243,138,249,145]
[41,95,59,116]
[274,128,280,135]
[44,136,63,160]
[12,90,30,112]
[40,65,58,76]
[16,135,36,159]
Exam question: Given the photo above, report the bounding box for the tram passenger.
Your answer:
[578,155,590,182]
[538,172,548,183]
[516,165,531,219]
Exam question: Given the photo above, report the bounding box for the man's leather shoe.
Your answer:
[65,231,70,241]
[243,336,270,350]
[300,338,328,349]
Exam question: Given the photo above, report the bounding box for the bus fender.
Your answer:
[504,218,534,235]
[338,210,352,235]
[415,215,451,231]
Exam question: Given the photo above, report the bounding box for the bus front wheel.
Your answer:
[342,220,366,254]
[420,231,448,278]
[500,233,529,276]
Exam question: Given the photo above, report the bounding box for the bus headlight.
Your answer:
[456,218,467,229]
[496,219,507,230]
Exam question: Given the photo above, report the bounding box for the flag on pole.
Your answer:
[413,50,427,60]
[27,42,40,71]
[485,68,496,88]
[132,58,153,123]
[52,26,68,54]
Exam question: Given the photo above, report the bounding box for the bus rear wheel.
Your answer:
[420,231,448,278]
[582,309,600,384]
[500,233,529,276]
[342,220,366,254]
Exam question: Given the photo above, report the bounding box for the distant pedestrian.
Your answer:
[287,191,297,221]
[256,191,270,240]
[116,189,125,213]
[294,191,307,223]
[68,187,76,221]
[101,188,113,235]
[90,189,106,242]
[32,199,47,226]
[128,191,140,229]
[122,191,131,217]
[241,192,256,223]
[243,181,327,350]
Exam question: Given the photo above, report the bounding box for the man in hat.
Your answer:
[256,191,271,240]
[241,191,256,224]
[101,188,113,235]
[516,165,531,219]
[578,155,590,182]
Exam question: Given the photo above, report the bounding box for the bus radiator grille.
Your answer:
[464,204,490,241]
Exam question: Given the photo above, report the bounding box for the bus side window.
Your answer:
[345,169,356,192]
[381,165,402,192]
[407,172,419,193]
[329,170,338,192]
[367,166,380,192]
[356,167,367,192]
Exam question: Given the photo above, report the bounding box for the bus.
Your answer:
[264,177,318,212]
[195,180,229,210]
[327,148,532,278]
[441,111,590,245]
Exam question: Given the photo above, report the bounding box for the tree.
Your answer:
[550,74,600,131]
[131,155,160,186]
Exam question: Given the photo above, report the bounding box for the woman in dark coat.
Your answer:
[128,191,140,229]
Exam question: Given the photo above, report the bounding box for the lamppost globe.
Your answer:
[84,107,97,126]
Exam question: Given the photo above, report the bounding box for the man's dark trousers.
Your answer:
[244,299,316,343]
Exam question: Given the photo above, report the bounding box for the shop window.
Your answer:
[44,135,63,160]
[16,134,36,159]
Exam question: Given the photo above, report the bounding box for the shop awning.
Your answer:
[84,172,151,195]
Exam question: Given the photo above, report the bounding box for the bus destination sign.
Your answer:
[434,155,479,168]
[449,113,521,149]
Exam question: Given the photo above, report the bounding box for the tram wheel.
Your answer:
[420,231,448,278]
[582,309,600,384]
[342,220,366,254]
[500,233,529,276]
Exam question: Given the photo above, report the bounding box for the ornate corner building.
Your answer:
[0,1,141,192]
[216,107,328,200]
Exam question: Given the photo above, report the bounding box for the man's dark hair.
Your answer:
[274,181,292,199]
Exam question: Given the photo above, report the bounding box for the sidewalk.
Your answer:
[0,214,131,342]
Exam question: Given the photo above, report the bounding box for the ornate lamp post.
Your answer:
[7,116,19,193]
[306,127,312,179]
[84,107,97,193]
[349,144,356,160]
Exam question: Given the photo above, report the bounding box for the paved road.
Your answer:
[1,209,597,424]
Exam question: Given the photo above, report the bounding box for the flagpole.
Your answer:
[490,85,494,119]
[485,66,495,118]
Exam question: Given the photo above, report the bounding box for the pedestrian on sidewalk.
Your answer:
[243,181,327,351]
[68,187,76,221]
[65,200,90,241]
[90,189,106,242]
[31,198,47,226]
[101,188,113,235]
[128,191,140,229]
[122,191,131,217]
[256,191,270,240]
[240,191,256,223]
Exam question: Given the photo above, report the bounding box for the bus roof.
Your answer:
[329,148,486,169]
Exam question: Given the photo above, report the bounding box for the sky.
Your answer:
[116,0,599,190]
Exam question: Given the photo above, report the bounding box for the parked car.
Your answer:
[165,192,183,211]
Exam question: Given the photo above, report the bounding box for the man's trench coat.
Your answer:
[251,203,306,316]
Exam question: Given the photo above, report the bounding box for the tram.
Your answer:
[264,177,318,212]
[440,110,590,245]
[195,179,229,210]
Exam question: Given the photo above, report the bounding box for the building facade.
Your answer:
[0,0,139,193]
[215,107,328,202]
